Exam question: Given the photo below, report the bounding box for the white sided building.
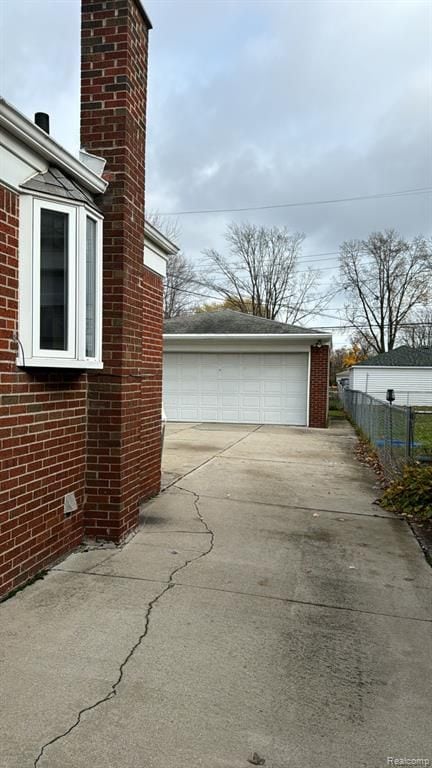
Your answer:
[337,345,432,406]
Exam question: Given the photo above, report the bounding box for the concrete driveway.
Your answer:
[1,422,431,768]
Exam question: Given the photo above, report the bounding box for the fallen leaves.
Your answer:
[353,438,387,488]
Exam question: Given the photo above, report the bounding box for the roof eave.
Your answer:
[352,364,432,369]
[145,220,179,255]
[0,98,107,195]
[164,333,332,342]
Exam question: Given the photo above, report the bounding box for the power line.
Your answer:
[165,284,432,326]
[308,323,432,330]
[197,261,340,278]
[166,286,432,330]
[158,186,432,217]
[199,254,341,269]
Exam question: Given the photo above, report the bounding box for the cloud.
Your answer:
[145,0,431,253]
[0,0,80,151]
[1,0,431,345]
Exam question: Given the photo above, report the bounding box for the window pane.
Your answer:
[40,209,68,350]
[86,217,97,358]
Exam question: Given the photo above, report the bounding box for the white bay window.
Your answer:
[18,195,103,368]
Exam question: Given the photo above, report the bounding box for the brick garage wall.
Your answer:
[81,0,162,541]
[309,345,330,428]
[0,184,86,598]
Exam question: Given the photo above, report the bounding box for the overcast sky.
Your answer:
[1,0,431,344]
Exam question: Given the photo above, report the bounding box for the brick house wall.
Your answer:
[81,0,162,541]
[141,268,164,499]
[0,0,164,598]
[309,344,330,428]
[0,185,86,597]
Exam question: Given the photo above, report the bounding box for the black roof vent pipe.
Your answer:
[34,112,50,134]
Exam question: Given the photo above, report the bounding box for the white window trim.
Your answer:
[17,193,103,369]
[32,198,77,359]
[77,209,103,365]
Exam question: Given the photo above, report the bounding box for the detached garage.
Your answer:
[163,310,332,428]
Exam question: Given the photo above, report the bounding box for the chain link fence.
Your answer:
[340,388,432,479]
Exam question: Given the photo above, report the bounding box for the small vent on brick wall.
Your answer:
[64,492,78,516]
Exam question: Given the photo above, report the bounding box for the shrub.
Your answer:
[380,463,432,520]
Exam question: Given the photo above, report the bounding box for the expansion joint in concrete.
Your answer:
[162,423,263,492]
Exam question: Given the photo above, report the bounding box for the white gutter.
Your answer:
[164,333,332,342]
[0,98,107,195]
[145,220,179,255]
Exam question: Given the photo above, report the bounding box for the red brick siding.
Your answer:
[81,0,162,541]
[309,345,329,428]
[0,185,86,598]
[140,267,164,500]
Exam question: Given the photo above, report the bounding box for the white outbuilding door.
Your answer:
[163,352,309,425]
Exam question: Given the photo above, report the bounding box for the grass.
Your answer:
[329,407,346,420]
[328,388,346,421]
[413,407,432,457]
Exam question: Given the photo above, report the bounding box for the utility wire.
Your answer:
[164,283,432,323]
[196,262,340,277]
[166,285,432,329]
[158,186,432,216]
[199,253,341,268]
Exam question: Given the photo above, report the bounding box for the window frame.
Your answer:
[32,198,77,360]
[18,193,103,369]
[77,208,103,365]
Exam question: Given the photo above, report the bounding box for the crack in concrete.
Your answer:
[33,487,214,767]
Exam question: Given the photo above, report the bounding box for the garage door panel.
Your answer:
[243,396,260,408]
[220,394,240,407]
[200,409,219,421]
[242,381,260,394]
[263,381,283,394]
[179,408,198,420]
[201,393,218,404]
[220,381,241,394]
[262,395,286,408]
[220,410,240,422]
[163,352,308,425]
[201,361,220,377]
[201,380,218,393]
[179,395,197,407]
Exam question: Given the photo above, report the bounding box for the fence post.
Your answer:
[407,407,414,460]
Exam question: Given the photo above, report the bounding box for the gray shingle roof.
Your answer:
[164,309,320,335]
[357,345,432,367]
[21,166,100,209]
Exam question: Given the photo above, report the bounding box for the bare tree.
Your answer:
[164,251,199,318]
[146,211,181,244]
[146,212,198,319]
[339,229,431,353]
[199,222,326,324]
[400,308,432,348]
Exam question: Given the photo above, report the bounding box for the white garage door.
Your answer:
[163,352,309,425]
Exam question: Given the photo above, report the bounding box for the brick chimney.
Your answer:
[81,0,163,541]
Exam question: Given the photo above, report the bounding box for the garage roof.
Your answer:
[356,345,432,367]
[164,309,322,335]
